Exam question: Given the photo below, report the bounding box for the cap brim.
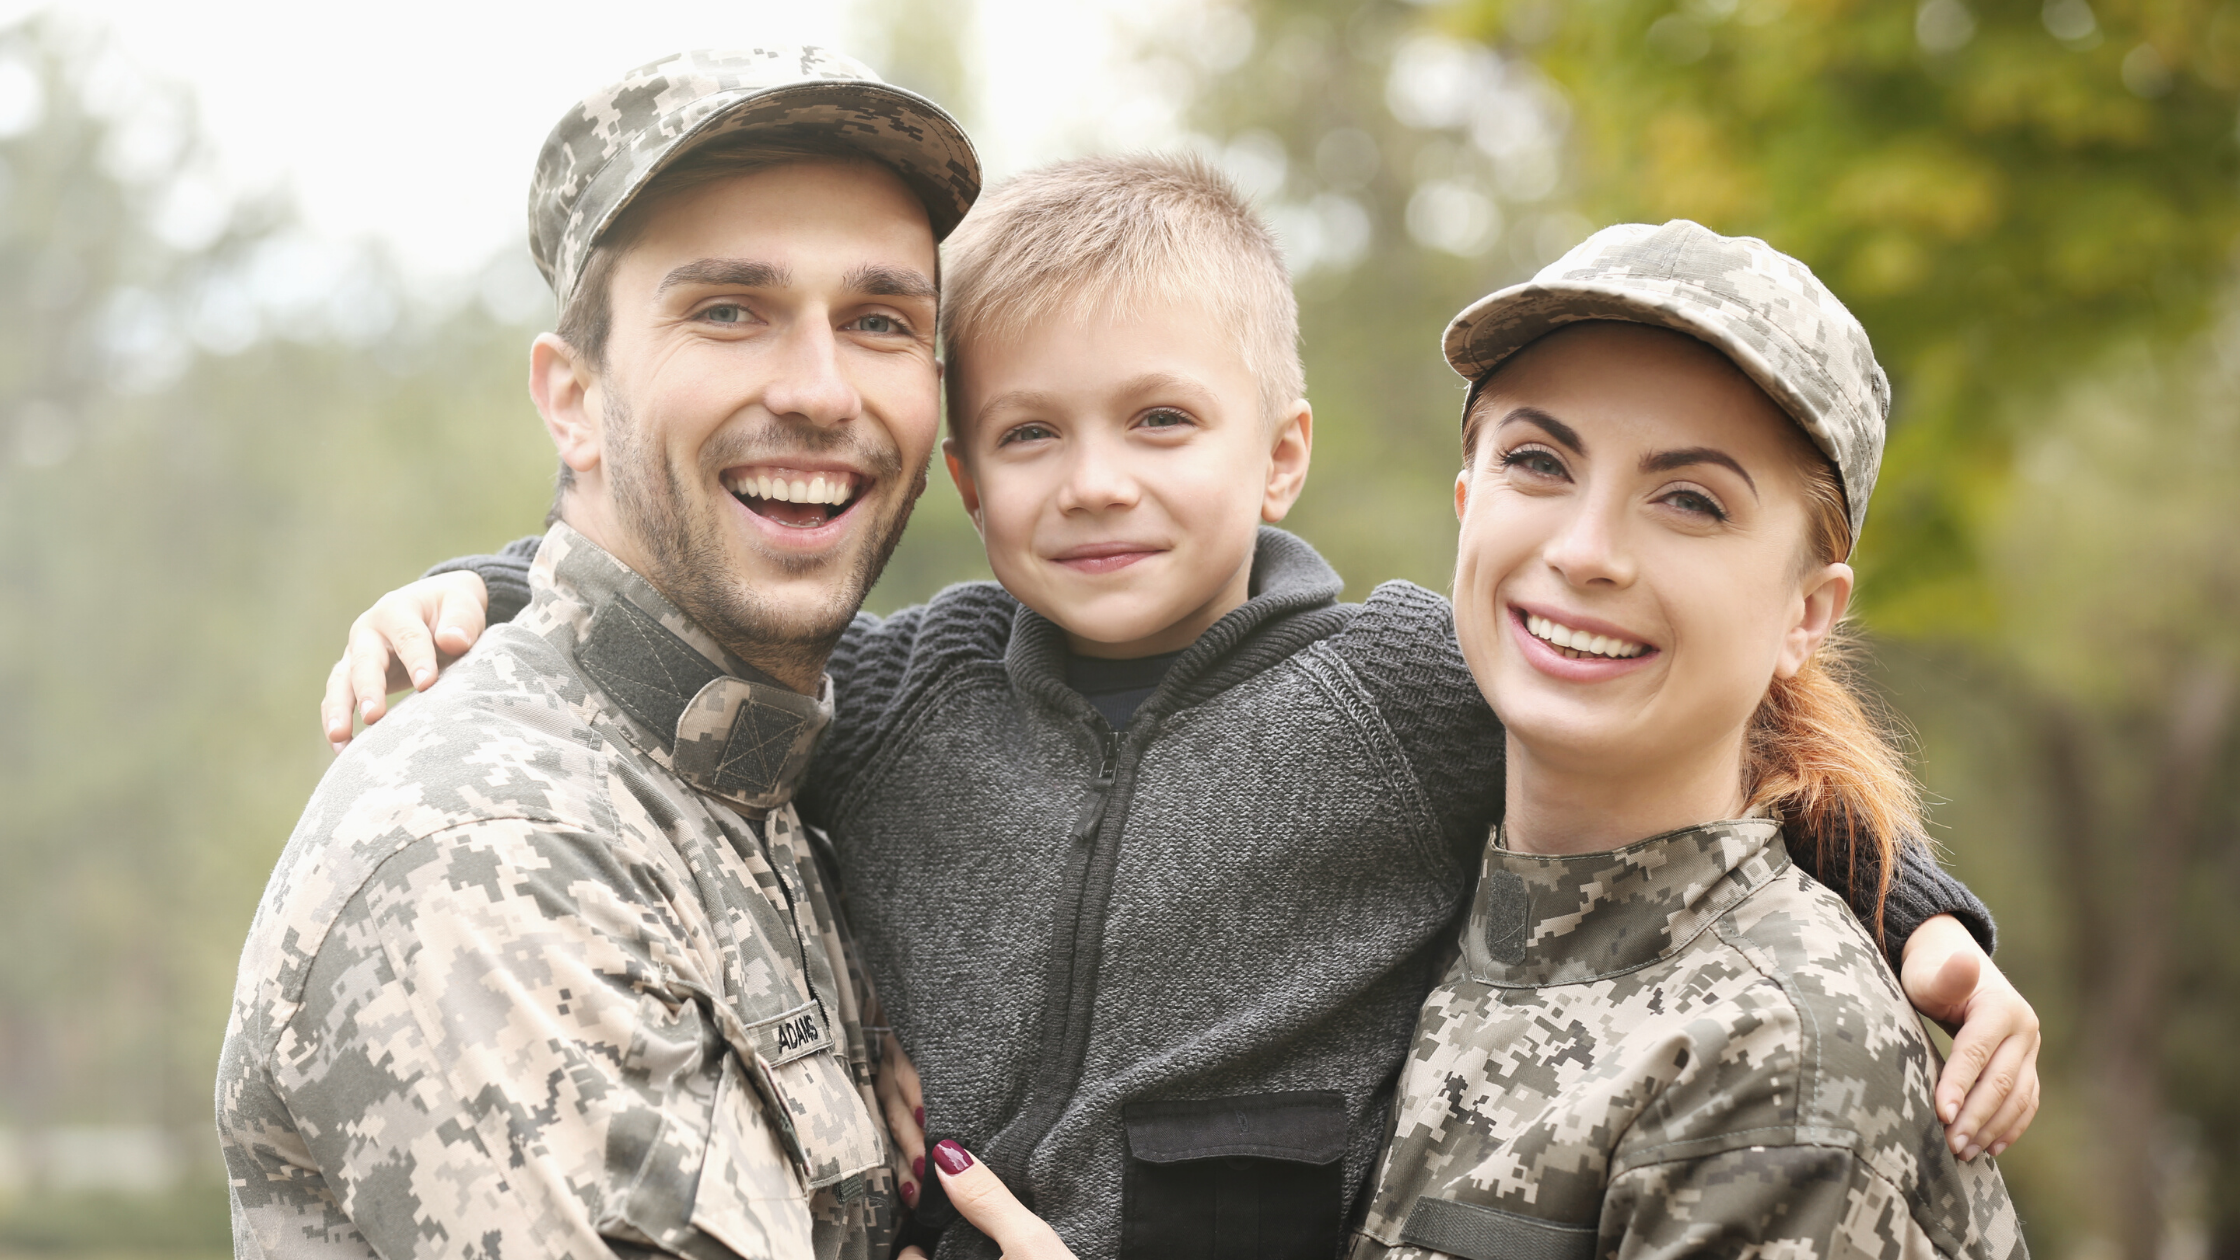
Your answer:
[1442,279,1844,476]
[591,78,980,254]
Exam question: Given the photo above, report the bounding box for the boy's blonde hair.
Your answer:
[938,153,1305,435]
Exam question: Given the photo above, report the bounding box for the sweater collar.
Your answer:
[1463,818,1790,986]
[1002,526,1347,725]
[519,522,832,812]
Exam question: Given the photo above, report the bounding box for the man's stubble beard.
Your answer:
[604,390,926,685]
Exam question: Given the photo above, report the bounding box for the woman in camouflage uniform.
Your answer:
[1340,221,2027,1260]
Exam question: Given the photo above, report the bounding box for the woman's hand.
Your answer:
[878,1031,928,1208]
[897,1141,1075,1260]
[1900,914,2042,1161]
[320,571,491,751]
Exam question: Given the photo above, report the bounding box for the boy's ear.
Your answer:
[1260,399,1314,524]
[531,332,603,478]
[941,438,986,539]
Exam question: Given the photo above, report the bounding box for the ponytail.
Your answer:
[1743,454,1923,941]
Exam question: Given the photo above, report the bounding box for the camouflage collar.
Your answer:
[524,523,832,812]
[1463,819,1790,987]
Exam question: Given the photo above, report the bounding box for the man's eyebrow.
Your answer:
[657,258,790,295]
[843,263,937,300]
[1641,446,1759,496]
[1497,406,1586,454]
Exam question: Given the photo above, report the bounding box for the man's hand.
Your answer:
[320,571,492,751]
[1901,913,2042,1161]
[878,1031,928,1208]
[897,1141,1074,1260]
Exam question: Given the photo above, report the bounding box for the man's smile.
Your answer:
[723,464,869,529]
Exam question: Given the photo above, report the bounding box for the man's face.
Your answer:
[552,159,940,682]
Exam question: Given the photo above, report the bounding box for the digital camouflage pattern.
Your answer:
[1444,220,1889,540]
[1348,819,2026,1260]
[216,522,895,1260]
[529,46,981,311]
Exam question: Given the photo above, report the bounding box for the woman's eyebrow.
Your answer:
[1497,407,1585,454]
[1641,446,1758,496]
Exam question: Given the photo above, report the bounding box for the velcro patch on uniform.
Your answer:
[744,1002,833,1066]
[1399,1198,1597,1260]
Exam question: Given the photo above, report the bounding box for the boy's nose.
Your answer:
[761,322,862,427]
[1055,441,1141,514]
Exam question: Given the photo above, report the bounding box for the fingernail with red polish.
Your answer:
[915,1106,925,1129]
[932,1139,974,1175]
[901,1181,917,1206]
[912,1156,925,1180]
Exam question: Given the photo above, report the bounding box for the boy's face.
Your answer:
[945,297,1311,659]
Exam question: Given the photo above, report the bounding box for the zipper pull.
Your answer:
[1096,729,1122,785]
[1070,729,1124,844]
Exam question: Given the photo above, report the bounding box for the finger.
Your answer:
[372,594,443,693]
[1986,1078,2041,1158]
[899,1250,930,1260]
[1933,994,2004,1128]
[432,573,488,660]
[878,1033,928,1186]
[933,1141,1073,1259]
[1951,1032,2036,1159]
[322,656,357,751]
[344,617,397,729]
[1907,948,1980,1032]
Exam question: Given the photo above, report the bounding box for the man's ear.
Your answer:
[941,438,985,540]
[1776,561,1854,680]
[531,332,603,477]
[1260,399,1314,524]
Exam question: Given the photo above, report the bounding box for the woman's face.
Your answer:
[1452,322,1852,784]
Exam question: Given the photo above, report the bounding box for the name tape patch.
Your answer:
[746,1003,833,1066]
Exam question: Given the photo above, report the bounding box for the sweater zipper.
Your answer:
[1069,728,1123,844]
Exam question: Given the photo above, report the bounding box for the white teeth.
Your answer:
[1524,612,1645,659]
[727,469,858,505]
[789,478,808,501]
[809,475,827,503]
[756,475,773,500]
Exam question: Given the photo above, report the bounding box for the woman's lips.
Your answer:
[1049,542,1164,574]
[1508,604,1659,682]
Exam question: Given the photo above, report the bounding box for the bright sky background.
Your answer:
[16,0,1192,287]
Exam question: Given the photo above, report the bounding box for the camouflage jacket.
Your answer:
[216,523,895,1260]
[1349,820,2026,1260]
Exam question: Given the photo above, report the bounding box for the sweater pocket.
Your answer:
[1121,1092,1347,1260]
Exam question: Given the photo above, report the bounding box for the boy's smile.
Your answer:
[944,296,1311,659]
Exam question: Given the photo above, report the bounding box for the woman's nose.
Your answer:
[1543,500,1635,588]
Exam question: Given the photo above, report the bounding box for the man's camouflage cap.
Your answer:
[529,46,981,311]
[1445,219,1889,542]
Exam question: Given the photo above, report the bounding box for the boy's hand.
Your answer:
[320,571,491,752]
[1901,913,2042,1161]
[896,1141,1074,1260]
[877,1031,928,1208]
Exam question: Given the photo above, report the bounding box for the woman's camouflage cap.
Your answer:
[1444,219,1889,542]
[529,46,982,311]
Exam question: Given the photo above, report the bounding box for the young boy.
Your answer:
[327,156,2033,1260]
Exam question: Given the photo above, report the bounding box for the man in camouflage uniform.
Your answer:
[1349,222,2026,1259]
[216,49,979,1260]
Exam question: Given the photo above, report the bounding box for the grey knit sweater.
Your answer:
[440,527,1991,1260]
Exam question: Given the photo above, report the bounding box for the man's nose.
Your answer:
[1544,495,1636,588]
[760,320,861,427]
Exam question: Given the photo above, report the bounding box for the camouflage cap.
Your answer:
[1444,219,1888,542]
[529,46,981,311]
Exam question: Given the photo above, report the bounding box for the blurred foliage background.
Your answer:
[1,1,2235,1257]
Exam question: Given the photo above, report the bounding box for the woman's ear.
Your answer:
[1260,400,1314,524]
[1777,561,1855,679]
[1454,468,1471,521]
[942,438,985,539]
